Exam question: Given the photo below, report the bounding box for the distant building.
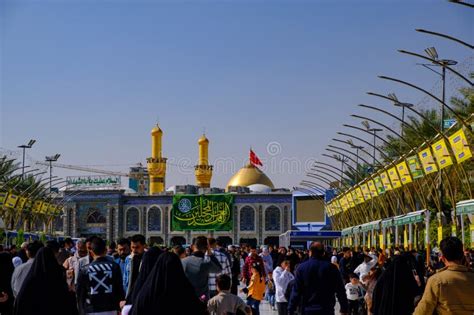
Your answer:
[58,124,292,246]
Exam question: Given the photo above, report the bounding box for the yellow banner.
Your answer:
[368,180,378,197]
[437,225,443,245]
[380,171,392,191]
[0,192,7,205]
[396,161,413,185]
[419,147,438,175]
[347,192,356,208]
[16,197,28,211]
[334,199,342,215]
[48,204,57,215]
[388,167,402,189]
[448,129,472,164]
[40,202,49,214]
[33,200,43,213]
[5,193,19,209]
[379,233,384,250]
[451,224,456,236]
[341,195,349,212]
[404,229,408,249]
[432,138,453,169]
[325,204,331,217]
[356,187,365,203]
[350,190,359,205]
[361,183,371,200]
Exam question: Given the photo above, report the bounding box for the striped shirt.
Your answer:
[208,249,232,292]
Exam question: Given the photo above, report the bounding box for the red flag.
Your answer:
[250,149,263,167]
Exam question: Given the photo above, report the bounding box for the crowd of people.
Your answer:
[0,235,473,315]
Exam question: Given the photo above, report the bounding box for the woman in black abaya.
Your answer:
[125,246,163,305]
[130,252,207,315]
[371,253,419,315]
[0,252,14,315]
[13,247,77,315]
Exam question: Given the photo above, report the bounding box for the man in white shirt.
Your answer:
[273,259,294,315]
[353,252,377,283]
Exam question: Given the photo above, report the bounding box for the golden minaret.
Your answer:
[147,124,167,194]
[195,134,213,187]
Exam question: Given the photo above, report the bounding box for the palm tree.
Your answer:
[450,72,474,120]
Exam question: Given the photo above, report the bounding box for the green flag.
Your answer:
[171,194,233,231]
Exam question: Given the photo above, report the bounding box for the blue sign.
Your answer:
[443,119,456,129]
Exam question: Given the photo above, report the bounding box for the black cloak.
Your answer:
[130,252,207,315]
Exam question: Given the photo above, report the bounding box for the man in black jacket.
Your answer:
[338,247,353,284]
[76,237,124,315]
[288,242,348,315]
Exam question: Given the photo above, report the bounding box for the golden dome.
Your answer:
[151,124,163,135]
[198,134,209,144]
[226,163,274,191]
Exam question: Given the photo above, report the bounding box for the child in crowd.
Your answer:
[265,271,276,311]
[208,274,251,315]
[345,273,364,315]
[242,263,266,315]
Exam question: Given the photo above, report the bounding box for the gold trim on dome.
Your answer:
[226,163,274,191]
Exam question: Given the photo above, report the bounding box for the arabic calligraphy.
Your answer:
[66,176,121,188]
[172,194,233,231]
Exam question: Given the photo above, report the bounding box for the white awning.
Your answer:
[456,199,474,215]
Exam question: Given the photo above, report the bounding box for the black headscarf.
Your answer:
[0,252,14,314]
[372,254,419,315]
[13,247,77,315]
[126,246,163,304]
[130,252,207,315]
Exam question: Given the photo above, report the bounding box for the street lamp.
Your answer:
[424,47,458,231]
[45,154,61,193]
[368,92,442,136]
[333,155,349,185]
[422,47,458,132]
[388,93,414,139]
[18,139,36,179]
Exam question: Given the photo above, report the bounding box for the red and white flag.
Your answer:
[250,149,263,167]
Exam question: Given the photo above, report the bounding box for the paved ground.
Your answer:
[238,292,341,315]
[259,299,277,315]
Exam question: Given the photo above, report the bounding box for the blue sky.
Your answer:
[1,0,472,189]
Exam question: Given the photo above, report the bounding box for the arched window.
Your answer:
[126,207,139,231]
[265,206,281,231]
[147,207,161,231]
[239,206,255,231]
[86,208,106,224]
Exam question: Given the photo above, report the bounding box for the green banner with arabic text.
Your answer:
[171,194,233,231]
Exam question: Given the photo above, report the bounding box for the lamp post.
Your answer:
[424,47,457,233]
[389,93,414,151]
[18,140,36,179]
[423,47,458,133]
[45,154,61,193]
